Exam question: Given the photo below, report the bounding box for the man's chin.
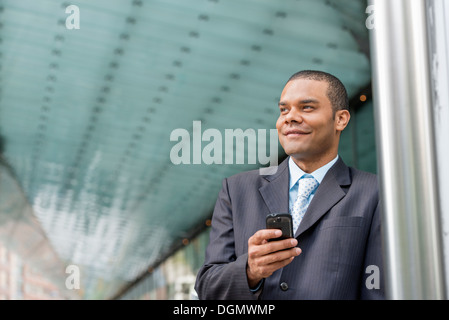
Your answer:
[282,146,305,157]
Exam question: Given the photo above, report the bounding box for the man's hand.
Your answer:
[246,229,302,288]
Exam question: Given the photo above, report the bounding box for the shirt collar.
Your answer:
[288,155,339,190]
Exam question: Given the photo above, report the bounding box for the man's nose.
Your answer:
[285,109,303,124]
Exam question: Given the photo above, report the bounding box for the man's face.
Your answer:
[276,79,348,166]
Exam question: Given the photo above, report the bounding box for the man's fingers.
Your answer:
[258,247,301,266]
[249,229,283,245]
[249,235,298,257]
[268,238,299,254]
[247,229,302,283]
[252,253,298,280]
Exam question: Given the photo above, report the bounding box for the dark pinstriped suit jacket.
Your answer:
[195,157,384,300]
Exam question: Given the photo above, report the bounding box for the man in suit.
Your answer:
[194,70,384,299]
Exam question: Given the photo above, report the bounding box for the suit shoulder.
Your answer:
[225,162,287,184]
[225,167,264,184]
[349,167,379,189]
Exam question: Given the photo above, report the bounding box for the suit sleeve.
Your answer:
[360,200,385,299]
[194,178,258,300]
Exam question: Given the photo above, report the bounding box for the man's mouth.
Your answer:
[284,129,311,136]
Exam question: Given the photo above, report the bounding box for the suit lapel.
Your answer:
[259,158,290,214]
[295,158,351,238]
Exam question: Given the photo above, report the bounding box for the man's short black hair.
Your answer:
[287,70,349,113]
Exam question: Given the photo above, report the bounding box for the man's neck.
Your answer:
[291,153,338,173]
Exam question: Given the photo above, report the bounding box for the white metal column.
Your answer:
[369,0,446,299]
[427,0,449,299]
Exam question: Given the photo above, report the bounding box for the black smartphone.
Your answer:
[266,213,294,241]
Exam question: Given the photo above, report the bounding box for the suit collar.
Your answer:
[259,157,290,214]
[295,157,351,237]
[261,157,289,182]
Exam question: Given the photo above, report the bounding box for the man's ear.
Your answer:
[335,110,350,132]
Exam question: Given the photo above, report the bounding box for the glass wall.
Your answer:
[0,159,77,299]
[341,99,377,174]
[120,229,209,300]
